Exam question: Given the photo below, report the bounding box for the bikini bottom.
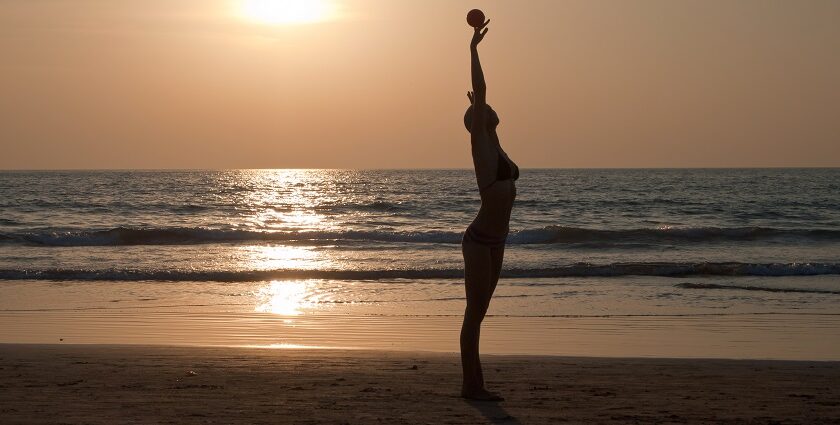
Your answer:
[463,224,507,249]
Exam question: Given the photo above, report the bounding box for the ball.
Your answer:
[466,9,485,28]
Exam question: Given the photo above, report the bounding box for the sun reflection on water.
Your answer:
[236,169,339,233]
[243,245,322,270]
[254,280,318,316]
[226,170,372,317]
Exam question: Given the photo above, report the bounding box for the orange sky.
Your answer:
[1,0,838,169]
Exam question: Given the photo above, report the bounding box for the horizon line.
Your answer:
[1,166,839,172]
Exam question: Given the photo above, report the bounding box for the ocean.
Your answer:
[1,169,839,358]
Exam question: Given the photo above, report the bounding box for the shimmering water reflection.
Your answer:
[241,245,326,271]
[254,280,323,316]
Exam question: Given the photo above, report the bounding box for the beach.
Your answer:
[2,344,839,424]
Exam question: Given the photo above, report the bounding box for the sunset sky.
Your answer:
[2,0,838,169]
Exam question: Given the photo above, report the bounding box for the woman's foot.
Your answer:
[461,388,505,401]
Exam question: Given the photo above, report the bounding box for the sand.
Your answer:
[1,345,839,424]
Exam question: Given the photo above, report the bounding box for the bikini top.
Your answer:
[496,149,519,182]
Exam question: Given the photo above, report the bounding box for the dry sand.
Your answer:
[1,344,839,424]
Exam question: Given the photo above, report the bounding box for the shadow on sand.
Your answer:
[466,400,522,424]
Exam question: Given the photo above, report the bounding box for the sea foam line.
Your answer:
[0,262,838,282]
[2,225,839,247]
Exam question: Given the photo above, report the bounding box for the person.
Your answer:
[460,18,519,401]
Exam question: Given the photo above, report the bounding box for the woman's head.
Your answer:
[464,104,500,133]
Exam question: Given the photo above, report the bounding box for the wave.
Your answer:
[315,200,410,213]
[0,227,460,246]
[675,282,840,295]
[510,226,840,244]
[0,262,837,282]
[2,226,839,247]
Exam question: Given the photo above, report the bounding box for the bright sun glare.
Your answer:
[239,0,334,25]
[255,280,316,316]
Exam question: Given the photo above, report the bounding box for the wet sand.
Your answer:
[1,345,839,424]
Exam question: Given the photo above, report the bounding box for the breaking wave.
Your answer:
[0,262,837,282]
[1,226,838,247]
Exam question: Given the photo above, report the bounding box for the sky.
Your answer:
[1,0,838,169]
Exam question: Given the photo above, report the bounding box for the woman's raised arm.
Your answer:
[469,20,490,110]
[467,20,498,191]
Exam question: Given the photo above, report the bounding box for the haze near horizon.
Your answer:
[1,0,838,169]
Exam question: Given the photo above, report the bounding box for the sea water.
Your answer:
[1,169,838,358]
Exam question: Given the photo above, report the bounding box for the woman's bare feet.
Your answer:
[461,388,505,401]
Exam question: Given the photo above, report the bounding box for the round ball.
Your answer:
[466,9,485,28]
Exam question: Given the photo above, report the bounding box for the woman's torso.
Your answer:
[471,137,518,236]
[472,177,516,236]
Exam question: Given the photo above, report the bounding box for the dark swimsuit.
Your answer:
[464,151,519,248]
[490,152,519,186]
[464,224,508,248]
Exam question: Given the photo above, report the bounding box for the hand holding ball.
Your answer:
[466,9,486,28]
[467,9,489,47]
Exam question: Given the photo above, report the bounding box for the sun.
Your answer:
[239,0,335,25]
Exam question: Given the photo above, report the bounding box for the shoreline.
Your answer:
[8,341,840,363]
[2,344,839,424]
[3,307,840,361]
[6,341,840,363]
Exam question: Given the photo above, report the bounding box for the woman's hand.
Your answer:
[470,20,490,48]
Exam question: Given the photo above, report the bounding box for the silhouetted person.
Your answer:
[460,19,519,401]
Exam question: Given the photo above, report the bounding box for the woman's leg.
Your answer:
[488,244,505,302]
[461,238,493,395]
[475,243,505,386]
